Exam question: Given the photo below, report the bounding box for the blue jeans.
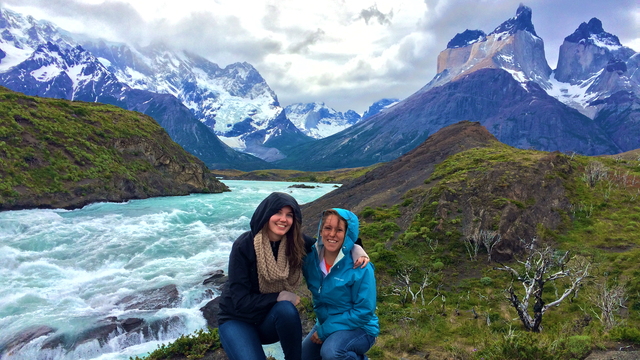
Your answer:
[301,326,376,360]
[218,301,302,360]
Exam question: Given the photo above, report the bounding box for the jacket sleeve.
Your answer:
[227,235,279,318]
[304,234,316,254]
[351,244,368,261]
[316,265,377,340]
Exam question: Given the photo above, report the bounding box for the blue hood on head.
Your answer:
[316,208,359,256]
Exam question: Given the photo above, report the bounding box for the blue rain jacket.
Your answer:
[302,208,379,341]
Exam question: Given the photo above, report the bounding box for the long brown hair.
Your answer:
[262,213,306,269]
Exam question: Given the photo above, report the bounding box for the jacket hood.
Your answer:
[250,192,302,235]
[316,208,359,257]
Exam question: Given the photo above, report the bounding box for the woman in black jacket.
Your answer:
[217,192,367,360]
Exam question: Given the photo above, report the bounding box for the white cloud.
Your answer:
[0,0,638,113]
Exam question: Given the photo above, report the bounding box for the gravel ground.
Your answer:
[584,351,640,360]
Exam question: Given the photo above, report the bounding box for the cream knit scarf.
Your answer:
[254,230,302,294]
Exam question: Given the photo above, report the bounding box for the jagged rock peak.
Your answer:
[362,98,400,119]
[564,18,622,48]
[446,30,487,49]
[490,4,537,37]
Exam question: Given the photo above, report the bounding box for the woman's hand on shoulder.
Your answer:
[353,255,370,269]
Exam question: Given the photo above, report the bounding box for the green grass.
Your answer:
[0,86,206,207]
[357,145,640,359]
[128,328,221,360]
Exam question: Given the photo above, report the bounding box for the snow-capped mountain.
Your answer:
[548,18,639,119]
[0,7,269,170]
[0,8,75,72]
[0,7,312,164]
[79,41,312,161]
[423,5,552,93]
[420,4,639,153]
[0,41,127,102]
[283,98,400,139]
[284,102,361,139]
[273,5,633,170]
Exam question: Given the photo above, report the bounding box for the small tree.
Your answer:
[464,229,502,262]
[479,230,502,262]
[582,161,608,187]
[390,266,432,306]
[588,279,627,330]
[494,238,590,332]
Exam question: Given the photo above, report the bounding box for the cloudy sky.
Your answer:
[1,0,638,113]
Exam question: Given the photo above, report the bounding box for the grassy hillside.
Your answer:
[358,144,640,359]
[0,87,228,210]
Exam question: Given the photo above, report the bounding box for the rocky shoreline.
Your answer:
[0,269,317,360]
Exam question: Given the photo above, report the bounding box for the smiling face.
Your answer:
[321,214,346,256]
[266,205,294,241]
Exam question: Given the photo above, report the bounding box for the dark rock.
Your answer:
[121,318,144,332]
[200,297,221,329]
[288,184,317,189]
[203,270,227,287]
[565,18,620,46]
[0,325,55,355]
[41,333,67,350]
[447,29,486,49]
[115,284,181,310]
[490,4,537,37]
[147,315,182,338]
[72,323,118,348]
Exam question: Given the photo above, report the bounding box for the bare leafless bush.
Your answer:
[494,238,590,332]
[582,161,608,187]
[588,280,627,330]
[463,234,481,261]
[389,266,432,306]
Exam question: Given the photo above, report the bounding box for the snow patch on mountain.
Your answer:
[218,135,247,151]
[590,34,622,51]
[546,72,601,117]
[0,44,33,71]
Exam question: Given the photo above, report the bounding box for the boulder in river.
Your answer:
[115,284,181,310]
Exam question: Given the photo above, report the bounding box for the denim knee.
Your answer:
[271,301,300,323]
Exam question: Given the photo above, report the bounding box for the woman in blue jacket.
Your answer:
[302,208,379,360]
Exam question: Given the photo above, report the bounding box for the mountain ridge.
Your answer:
[0,10,270,170]
[273,4,637,170]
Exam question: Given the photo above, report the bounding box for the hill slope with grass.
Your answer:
[0,87,229,211]
[302,120,640,359]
